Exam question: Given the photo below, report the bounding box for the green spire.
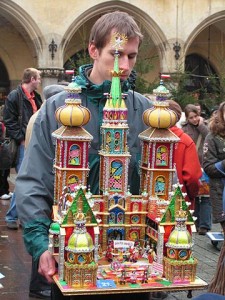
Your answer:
[108,33,128,109]
[111,50,122,107]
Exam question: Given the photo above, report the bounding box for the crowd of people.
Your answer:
[0,10,225,300]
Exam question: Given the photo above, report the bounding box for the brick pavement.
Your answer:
[2,171,222,299]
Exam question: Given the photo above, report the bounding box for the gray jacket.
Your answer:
[203,133,225,223]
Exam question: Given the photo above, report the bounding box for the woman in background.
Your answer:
[203,101,225,295]
[182,104,211,235]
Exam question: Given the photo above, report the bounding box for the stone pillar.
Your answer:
[38,68,65,91]
[160,40,185,74]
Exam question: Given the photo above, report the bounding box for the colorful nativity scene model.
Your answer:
[48,33,204,295]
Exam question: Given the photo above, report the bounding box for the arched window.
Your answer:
[109,212,115,224]
[68,175,79,192]
[155,175,166,195]
[117,212,124,224]
[156,146,168,166]
[68,144,80,165]
[109,160,123,191]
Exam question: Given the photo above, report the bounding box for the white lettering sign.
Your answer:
[113,240,134,248]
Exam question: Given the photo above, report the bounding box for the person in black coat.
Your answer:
[3,68,42,229]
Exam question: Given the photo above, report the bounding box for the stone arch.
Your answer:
[0,0,43,64]
[184,11,225,75]
[61,1,167,67]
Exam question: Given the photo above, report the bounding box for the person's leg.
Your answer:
[5,145,24,229]
[5,192,18,227]
[198,196,212,235]
[0,169,11,199]
[2,169,10,194]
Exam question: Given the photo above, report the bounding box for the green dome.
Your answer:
[153,80,170,98]
[66,231,94,253]
[49,222,60,234]
[166,228,193,249]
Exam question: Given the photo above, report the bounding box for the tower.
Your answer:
[64,209,98,287]
[164,191,197,283]
[52,82,92,204]
[97,33,147,248]
[139,81,180,264]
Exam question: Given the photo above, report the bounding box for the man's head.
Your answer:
[22,68,41,91]
[88,11,143,84]
[89,11,143,50]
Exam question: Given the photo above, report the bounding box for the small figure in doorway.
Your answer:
[141,269,148,284]
[130,270,137,284]
[119,269,126,285]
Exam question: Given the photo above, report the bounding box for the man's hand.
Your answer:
[38,250,56,283]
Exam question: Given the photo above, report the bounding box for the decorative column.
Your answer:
[39,68,64,91]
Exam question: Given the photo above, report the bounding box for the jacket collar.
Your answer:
[74,64,135,103]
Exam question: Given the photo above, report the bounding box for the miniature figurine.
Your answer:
[142,241,151,258]
[130,270,137,284]
[141,269,148,283]
[106,241,114,262]
[129,246,139,262]
[148,247,156,264]
[119,269,126,285]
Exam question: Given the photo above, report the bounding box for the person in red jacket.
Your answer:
[167,100,202,209]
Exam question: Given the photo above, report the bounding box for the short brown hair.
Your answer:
[184,104,199,118]
[22,68,41,83]
[89,11,143,50]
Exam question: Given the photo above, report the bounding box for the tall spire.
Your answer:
[105,32,128,109]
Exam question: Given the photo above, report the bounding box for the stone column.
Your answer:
[39,67,65,91]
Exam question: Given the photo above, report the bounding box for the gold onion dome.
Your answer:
[143,80,177,129]
[166,208,193,249]
[65,210,94,253]
[55,78,91,127]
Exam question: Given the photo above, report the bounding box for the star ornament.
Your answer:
[111,32,128,51]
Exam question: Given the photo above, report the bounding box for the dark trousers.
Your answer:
[0,169,10,196]
[30,258,51,292]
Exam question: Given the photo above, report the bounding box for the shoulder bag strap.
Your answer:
[196,134,202,151]
[17,90,23,130]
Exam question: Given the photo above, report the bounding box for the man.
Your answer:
[3,68,42,229]
[25,84,66,147]
[16,11,152,299]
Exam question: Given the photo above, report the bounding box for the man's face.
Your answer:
[89,32,139,84]
[31,73,41,90]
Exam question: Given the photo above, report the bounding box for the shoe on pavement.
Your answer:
[0,194,11,200]
[29,289,51,299]
[198,227,208,235]
[6,221,19,230]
